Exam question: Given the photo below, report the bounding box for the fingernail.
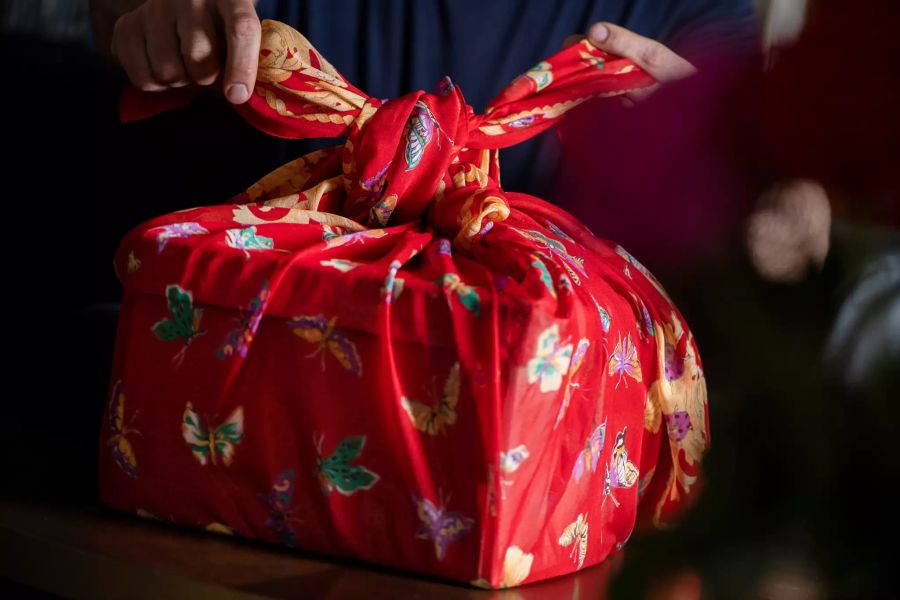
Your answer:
[226,83,249,104]
[589,24,609,43]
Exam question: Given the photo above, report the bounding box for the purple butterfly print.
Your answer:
[664,341,685,381]
[664,411,692,443]
[413,495,474,560]
[570,338,590,373]
[107,380,124,440]
[261,469,300,547]
[153,222,208,254]
[107,380,140,478]
[508,114,535,129]
[570,338,591,366]
[111,444,139,478]
[640,304,654,338]
[608,332,642,388]
[517,229,587,284]
[629,294,655,342]
[217,282,270,360]
[289,314,328,330]
[494,275,512,292]
[435,76,455,96]
[546,220,574,242]
[328,330,362,376]
[360,161,392,194]
[500,445,530,474]
[571,420,606,482]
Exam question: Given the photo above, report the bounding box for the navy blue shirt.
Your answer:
[254,0,757,193]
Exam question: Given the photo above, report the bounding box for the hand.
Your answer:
[109,0,261,104]
[565,22,696,101]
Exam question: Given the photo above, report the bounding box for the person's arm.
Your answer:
[89,0,262,104]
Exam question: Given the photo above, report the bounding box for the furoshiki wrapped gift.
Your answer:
[100,20,709,588]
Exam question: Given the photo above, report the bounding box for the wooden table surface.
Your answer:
[0,498,617,599]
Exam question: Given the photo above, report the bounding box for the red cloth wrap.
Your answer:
[104,20,708,589]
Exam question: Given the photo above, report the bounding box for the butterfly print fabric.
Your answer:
[100,20,709,589]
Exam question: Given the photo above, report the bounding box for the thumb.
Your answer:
[587,22,695,83]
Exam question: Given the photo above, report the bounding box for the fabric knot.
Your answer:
[120,19,654,247]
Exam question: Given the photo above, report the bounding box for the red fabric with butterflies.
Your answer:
[100,20,709,589]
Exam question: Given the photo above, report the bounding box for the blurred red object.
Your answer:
[759,0,900,225]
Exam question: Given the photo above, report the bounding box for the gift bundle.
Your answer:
[100,20,708,588]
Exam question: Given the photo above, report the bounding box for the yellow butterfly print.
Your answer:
[205,522,234,535]
[127,252,141,274]
[646,315,709,511]
[401,362,460,435]
[579,47,606,70]
[319,258,360,272]
[502,545,534,588]
[558,513,589,569]
[181,403,244,466]
[323,227,387,249]
[470,545,537,589]
[107,380,140,478]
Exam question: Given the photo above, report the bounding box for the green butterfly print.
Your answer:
[314,434,379,496]
[440,273,481,317]
[181,403,244,467]
[530,256,556,299]
[225,226,275,258]
[152,284,206,365]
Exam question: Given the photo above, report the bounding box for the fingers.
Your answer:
[111,0,255,96]
[175,0,221,86]
[112,11,166,91]
[587,22,696,83]
[142,1,189,87]
[217,0,261,104]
